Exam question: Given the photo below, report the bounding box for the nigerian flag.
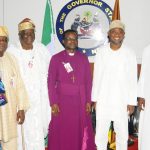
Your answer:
[42,1,55,148]
[42,0,55,55]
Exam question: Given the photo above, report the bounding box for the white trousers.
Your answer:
[95,118,128,150]
[1,138,17,150]
[17,125,45,150]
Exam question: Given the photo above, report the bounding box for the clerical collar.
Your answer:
[66,50,75,56]
[68,52,75,56]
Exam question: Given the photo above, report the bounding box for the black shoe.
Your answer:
[128,138,134,146]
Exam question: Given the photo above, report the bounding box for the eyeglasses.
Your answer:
[64,38,78,41]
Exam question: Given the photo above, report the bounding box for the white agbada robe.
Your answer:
[92,43,137,150]
[138,45,150,150]
[7,41,51,150]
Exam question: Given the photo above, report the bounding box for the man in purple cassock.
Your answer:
[48,29,96,150]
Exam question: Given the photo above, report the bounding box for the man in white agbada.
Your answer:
[0,26,29,150]
[137,45,150,150]
[8,18,51,150]
[92,20,137,150]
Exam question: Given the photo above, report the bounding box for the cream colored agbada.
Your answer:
[0,52,29,142]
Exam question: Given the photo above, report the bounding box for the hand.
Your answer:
[92,102,96,110]
[86,102,91,114]
[138,98,145,111]
[17,110,25,124]
[127,105,135,115]
[51,104,60,116]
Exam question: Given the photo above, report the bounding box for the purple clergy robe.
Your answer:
[48,50,96,150]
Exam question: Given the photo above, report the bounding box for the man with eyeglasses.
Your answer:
[48,29,96,150]
[8,18,51,150]
[0,26,29,150]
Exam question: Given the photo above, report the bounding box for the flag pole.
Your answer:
[112,0,120,21]
[21,125,25,150]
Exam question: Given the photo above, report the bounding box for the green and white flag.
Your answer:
[42,0,56,55]
[41,1,55,148]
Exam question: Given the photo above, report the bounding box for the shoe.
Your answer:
[128,138,134,146]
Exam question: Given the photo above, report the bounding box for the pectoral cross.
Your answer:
[71,75,76,83]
